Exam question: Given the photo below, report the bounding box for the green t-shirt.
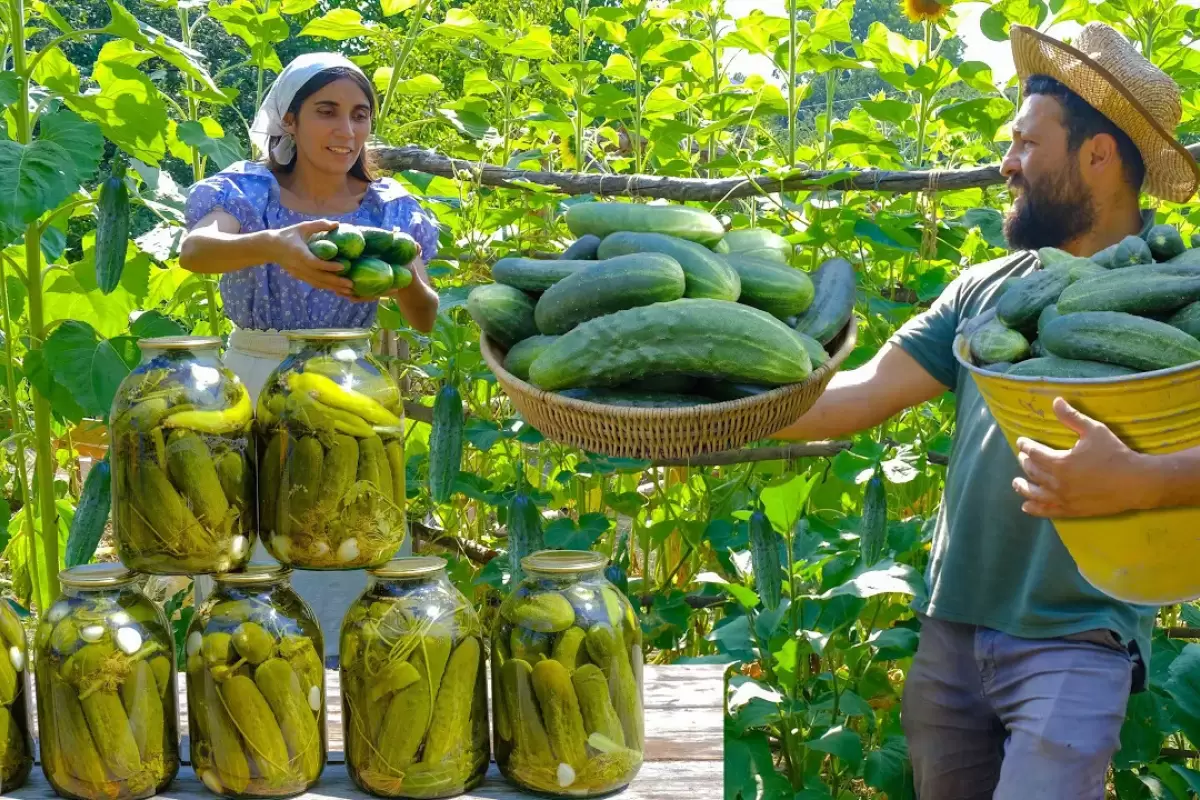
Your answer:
[890,212,1159,668]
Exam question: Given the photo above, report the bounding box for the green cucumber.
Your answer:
[528,298,813,390]
[95,161,130,295]
[348,257,396,298]
[1037,247,1076,268]
[968,319,1029,364]
[333,257,353,277]
[1004,356,1138,379]
[327,225,366,259]
[1056,270,1200,315]
[428,384,463,504]
[699,381,774,401]
[492,258,590,292]
[1167,302,1200,339]
[358,226,397,257]
[533,252,686,335]
[503,335,560,380]
[723,254,815,319]
[564,201,726,247]
[790,257,856,345]
[1042,311,1200,372]
[560,235,601,260]
[386,231,419,265]
[859,471,887,567]
[1109,235,1154,268]
[507,486,544,586]
[467,283,539,348]
[996,269,1070,329]
[793,330,829,369]
[1037,304,1061,336]
[595,231,741,301]
[714,229,792,263]
[557,388,711,408]
[748,510,782,610]
[308,239,339,261]
[1146,224,1186,261]
[391,263,412,290]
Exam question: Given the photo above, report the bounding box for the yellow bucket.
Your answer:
[953,334,1200,606]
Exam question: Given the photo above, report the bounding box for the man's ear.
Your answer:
[1085,132,1121,179]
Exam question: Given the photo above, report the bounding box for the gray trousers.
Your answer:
[901,614,1133,800]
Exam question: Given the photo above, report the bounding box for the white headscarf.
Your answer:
[249,52,369,165]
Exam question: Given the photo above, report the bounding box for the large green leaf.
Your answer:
[177,121,245,170]
[63,41,168,164]
[103,0,222,98]
[300,9,377,40]
[38,111,104,184]
[1166,643,1200,744]
[43,321,141,421]
[30,47,80,95]
[209,1,289,72]
[820,562,926,600]
[1115,691,1172,770]
[429,8,492,38]
[980,0,1048,41]
[864,736,914,800]
[130,310,188,339]
[504,26,556,59]
[760,473,818,535]
[392,74,444,97]
[938,98,1014,143]
[23,347,87,422]
[0,139,77,231]
[807,725,863,769]
[0,73,19,109]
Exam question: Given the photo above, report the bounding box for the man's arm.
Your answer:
[771,342,950,441]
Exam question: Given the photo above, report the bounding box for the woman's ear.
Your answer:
[282,111,297,135]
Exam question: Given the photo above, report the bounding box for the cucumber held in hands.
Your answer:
[391,262,413,290]
[308,223,366,260]
[348,257,396,298]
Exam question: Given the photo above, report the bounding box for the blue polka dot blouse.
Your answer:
[184,160,440,331]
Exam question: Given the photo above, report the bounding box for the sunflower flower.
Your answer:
[903,0,952,23]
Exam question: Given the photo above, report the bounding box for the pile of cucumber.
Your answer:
[467,201,857,408]
[307,223,419,299]
[967,224,1200,378]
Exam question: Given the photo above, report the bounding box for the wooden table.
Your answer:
[12,664,723,799]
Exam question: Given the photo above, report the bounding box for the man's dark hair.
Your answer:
[1024,74,1146,193]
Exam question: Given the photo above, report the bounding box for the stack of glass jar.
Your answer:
[7,329,645,799]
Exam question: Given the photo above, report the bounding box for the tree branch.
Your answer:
[372,142,1200,200]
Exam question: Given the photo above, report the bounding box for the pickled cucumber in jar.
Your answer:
[110,336,255,575]
[256,329,407,570]
[185,563,326,797]
[341,557,489,798]
[492,551,643,796]
[0,597,32,792]
[35,565,180,800]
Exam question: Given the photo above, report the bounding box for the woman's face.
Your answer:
[284,77,373,175]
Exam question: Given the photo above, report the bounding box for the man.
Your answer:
[773,22,1200,799]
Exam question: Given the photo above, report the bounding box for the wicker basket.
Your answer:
[479,318,858,460]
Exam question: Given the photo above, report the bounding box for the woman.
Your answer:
[180,53,440,657]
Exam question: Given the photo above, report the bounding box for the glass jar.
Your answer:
[341,557,489,798]
[492,550,644,796]
[256,329,406,570]
[185,563,325,797]
[110,335,255,575]
[0,599,32,791]
[34,565,180,800]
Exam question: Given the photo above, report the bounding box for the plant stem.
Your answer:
[574,0,589,170]
[787,0,797,168]
[10,0,57,607]
[0,252,40,607]
[378,0,429,125]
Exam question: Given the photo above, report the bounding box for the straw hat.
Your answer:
[1010,22,1200,202]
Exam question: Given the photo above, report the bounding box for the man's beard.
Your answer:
[1003,163,1096,251]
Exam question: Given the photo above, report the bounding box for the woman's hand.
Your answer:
[269,219,355,296]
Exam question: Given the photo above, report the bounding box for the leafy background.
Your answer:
[4,0,1200,797]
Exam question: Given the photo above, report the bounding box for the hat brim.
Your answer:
[1011,24,1200,203]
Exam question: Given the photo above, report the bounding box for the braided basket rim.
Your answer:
[479,316,858,459]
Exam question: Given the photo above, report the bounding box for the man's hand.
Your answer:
[1012,397,1155,518]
